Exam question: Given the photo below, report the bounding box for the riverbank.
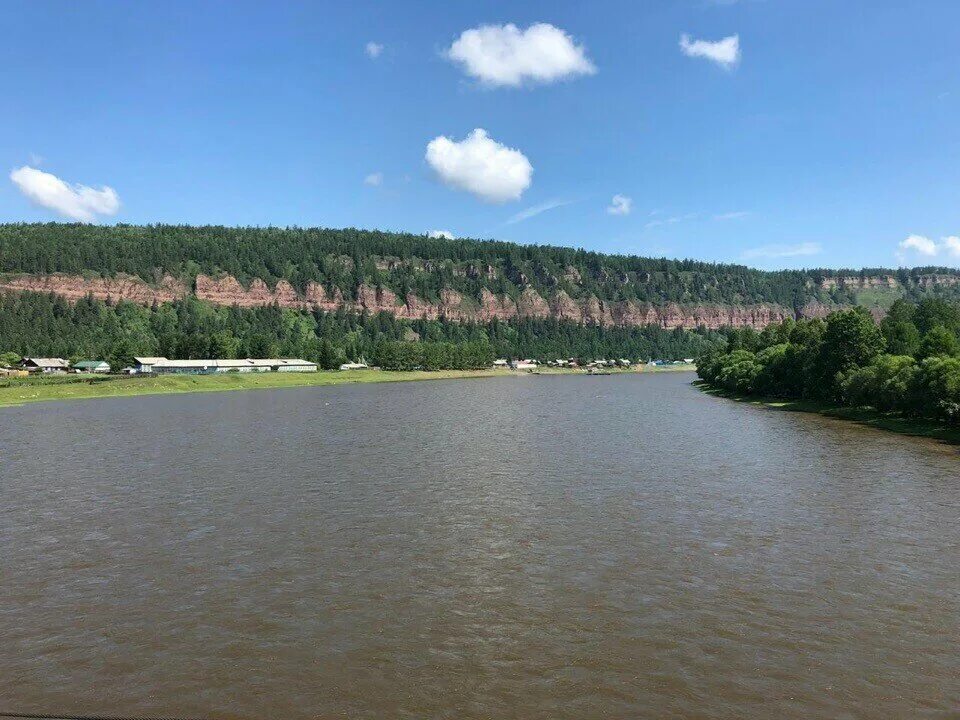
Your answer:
[0,364,695,408]
[0,368,513,408]
[695,380,960,446]
[0,365,696,408]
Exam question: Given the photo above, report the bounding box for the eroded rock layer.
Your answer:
[0,272,899,329]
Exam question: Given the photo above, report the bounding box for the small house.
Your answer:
[339,362,369,371]
[510,360,538,371]
[73,360,111,374]
[20,357,70,374]
[492,358,509,367]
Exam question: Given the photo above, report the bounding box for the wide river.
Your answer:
[1,373,958,719]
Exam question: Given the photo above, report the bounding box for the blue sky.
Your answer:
[3,0,960,269]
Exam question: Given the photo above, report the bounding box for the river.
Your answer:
[1,373,957,719]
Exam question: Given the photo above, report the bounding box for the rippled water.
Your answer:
[1,373,958,719]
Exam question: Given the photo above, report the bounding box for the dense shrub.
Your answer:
[698,301,960,428]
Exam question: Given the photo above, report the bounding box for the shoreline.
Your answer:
[694,380,960,446]
[0,365,696,409]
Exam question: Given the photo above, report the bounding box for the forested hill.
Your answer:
[2,224,960,325]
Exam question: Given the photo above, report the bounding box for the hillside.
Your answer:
[2,223,960,330]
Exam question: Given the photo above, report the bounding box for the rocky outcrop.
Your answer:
[917,274,960,288]
[0,273,188,304]
[195,275,303,308]
[820,275,900,290]
[0,271,935,330]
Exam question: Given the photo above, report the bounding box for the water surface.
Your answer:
[1,373,958,718]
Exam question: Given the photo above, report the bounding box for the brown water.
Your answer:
[1,373,958,719]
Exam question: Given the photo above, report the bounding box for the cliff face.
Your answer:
[0,271,876,330]
[819,275,900,290]
[0,273,188,304]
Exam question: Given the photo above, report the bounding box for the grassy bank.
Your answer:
[0,369,515,408]
[0,363,697,409]
[695,380,960,446]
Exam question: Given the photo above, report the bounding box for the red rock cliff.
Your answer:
[0,272,847,330]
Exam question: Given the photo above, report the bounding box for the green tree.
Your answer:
[882,320,921,356]
[918,326,960,359]
[109,338,136,370]
[810,308,885,396]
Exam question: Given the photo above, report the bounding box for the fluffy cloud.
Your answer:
[425,128,532,203]
[742,242,821,260]
[428,230,455,240]
[445,23,596,87]
[897,234,960,262]
[606,194,632,216]
[364,172,384,187]
[899,234,938,257]
[10,166,120,222]
[365,42,383,59]
[679,34,740,69]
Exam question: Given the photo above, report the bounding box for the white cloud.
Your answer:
[896,234,960,263]
[365,42,383,59]
[607,194,632,216]
[899,234,937,257]
[679,33,740,69]
[714,210,750,221]
[429,230,455,240]
[742,242,821,259]
[364,172,383,187]
[10,165,120,222]
[445,23,596,87]
[425,128,532,203]
[506,198,570,225]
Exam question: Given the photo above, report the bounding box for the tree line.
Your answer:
[4,223,960,308]
[0,291,724,370]
[697,298,960,426]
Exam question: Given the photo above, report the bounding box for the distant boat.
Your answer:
[586,367,612,375]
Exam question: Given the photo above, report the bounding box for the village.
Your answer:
[1,355,696,377]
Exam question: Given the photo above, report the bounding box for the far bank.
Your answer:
[0,365,696,409]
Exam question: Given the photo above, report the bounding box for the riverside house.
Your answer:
[20,357,70,374]
[73,360,111,373]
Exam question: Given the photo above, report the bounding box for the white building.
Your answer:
[20,357,70,374]
[339,362,369,371]
[133,357,166,373]
[138,357,317,374]
[510,360,538,371]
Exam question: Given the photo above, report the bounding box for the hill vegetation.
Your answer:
[0,291,724,369]
[3,223,960,310]
[697,298,960,427]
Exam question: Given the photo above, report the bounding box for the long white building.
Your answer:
[133,357,317,374]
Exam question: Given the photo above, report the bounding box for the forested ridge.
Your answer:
[697,298,960,426]
[3,223,960,309]
[0,291,724,370]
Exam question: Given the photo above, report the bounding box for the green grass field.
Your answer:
[695,380,960,446]
[0,363,697,408]
[0,369,513,408]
